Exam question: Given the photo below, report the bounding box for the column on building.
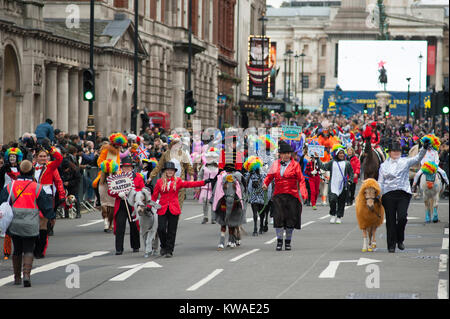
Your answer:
[172,66,185,129]
[57,65,69,132]
[45,63,58,126]
[68,68,79,135]
[435,36,443,91]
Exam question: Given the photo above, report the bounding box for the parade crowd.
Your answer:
[0,110,448,287]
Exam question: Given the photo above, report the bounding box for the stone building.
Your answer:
[266,0,449,111]
[0,0,228,143]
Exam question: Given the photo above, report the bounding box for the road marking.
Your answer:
[439,254,448,272]
[438,279,448,299]
[230,249,260,262]
[186,269,223,291]
[445,228,449,235]
[264,221,315,245]
[77,219,104,227]
[184,214,204,221]
[442,238,449,250]
[319,258,382,279]
[109,261,162,281]
[0,251,109,286]
[319,215,330,220]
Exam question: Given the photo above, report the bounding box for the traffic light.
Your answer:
[443,91,449,114]
[363,104,368,114]
[184,90,196,115]
[384,105,390,118]
[82,69,95,101]
[294,104,299,115]
[410,110,415,117]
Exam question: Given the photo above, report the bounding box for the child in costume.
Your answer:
[197,148,219,224]
[244,156,266,236]
[98,159,119,233]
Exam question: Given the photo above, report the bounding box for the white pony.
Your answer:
[418,165,443,223]
[127,188,161,257]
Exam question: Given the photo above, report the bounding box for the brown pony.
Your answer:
[360,137,382,180]
[355,178,385,252]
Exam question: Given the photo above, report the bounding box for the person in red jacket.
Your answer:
[263,140,308,251]
[32,141,63,258]
[151,161,213,258]
[218,135,244,171]
[305,157,321,210]
[347,147,360,206]
[363,121,385,162]
[109,156,145,255]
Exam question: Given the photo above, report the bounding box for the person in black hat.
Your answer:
[151,161,215,257]
[378,139,429,253]
[262,140,308,251]
[109,155,145,255]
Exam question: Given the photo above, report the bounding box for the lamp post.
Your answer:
[87,0,95,139]
[130,0,139,134]
[284,49,293,102]
[294,53,300,113]
[300,52,305,111]
[418,53,423,120]
[406,77,411,125]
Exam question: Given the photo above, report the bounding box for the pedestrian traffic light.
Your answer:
[184,90,196,115]
[363,104,368,114]
[82,69,95,101]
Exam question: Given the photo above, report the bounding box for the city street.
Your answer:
[0,194,448,300]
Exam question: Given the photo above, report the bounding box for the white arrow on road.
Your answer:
[109,261,162,281]
[319,258,382,279]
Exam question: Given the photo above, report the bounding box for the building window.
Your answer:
[303,44,309,55]
[321,44,326,57]
[302,75,309,89]
[320,75,326,88]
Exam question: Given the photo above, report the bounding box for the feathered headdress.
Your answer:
[421,161,438,175]
[243,156,263,171]
[5,147,23,162]
[100,159,119,174]
[109,133,128,147]
[420,134,440,151]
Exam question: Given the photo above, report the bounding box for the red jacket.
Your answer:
[151,177,204,216]
[349,155,361,184]
[264,159,308,201]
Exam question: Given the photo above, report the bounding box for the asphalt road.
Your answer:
[0,194,448,301]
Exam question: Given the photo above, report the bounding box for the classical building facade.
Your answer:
[266,0,449,111]
[0,0,229,143]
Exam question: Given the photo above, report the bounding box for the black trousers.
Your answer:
[157,210,179,253]
[348,182,357,202]
[12,235,37,256]
[115,200,140,252]
[329,191,347,218]
[382,190,411,249]
[251,203,264,231]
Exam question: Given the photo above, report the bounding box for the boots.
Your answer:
[276,239,283,251]
[12,255,22,285]
[284,239,291,251]
[22,253,34,287]
[103,218,109,233]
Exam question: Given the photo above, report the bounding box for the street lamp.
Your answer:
[406,77,411,125]
[300,52,306,111]
[294,53,300,114]
[418,53,423,119]
[284,49,293,102]
[258,13,268,101]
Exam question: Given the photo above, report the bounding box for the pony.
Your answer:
[355,178,385,252]
[360,137,382,180]
[418,162,443,223]
[127,187,161,257]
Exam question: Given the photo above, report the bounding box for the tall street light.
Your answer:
[284,49,293,101]
[418,53,423,120]
[406,77,411,125]
[300,52,305,111]
[87,0,95,140]
[294,53,300,113]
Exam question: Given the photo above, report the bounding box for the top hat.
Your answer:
[278,140,293,153]
[387,141,402,152]
[162,161,178,172]
[121,156,134,166]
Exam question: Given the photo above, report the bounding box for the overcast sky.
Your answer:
[267,0,284,8]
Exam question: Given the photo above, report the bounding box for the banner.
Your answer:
[107,172,134,195]
[281,126,302,141]
[322,90,432,117]
[427,44,436,76]
[307,144,325,158]
[247,36,272,98]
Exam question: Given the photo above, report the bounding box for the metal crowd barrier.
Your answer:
[78,166,100,214]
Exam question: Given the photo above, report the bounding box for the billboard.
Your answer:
[247,36,273,98]
[337,40,428,92]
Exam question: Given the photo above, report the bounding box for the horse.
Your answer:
[355,178,385,252]
[360,137,382,180]
[418,170,443,223]
[127,187,161,257]
[212,170,246,250]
